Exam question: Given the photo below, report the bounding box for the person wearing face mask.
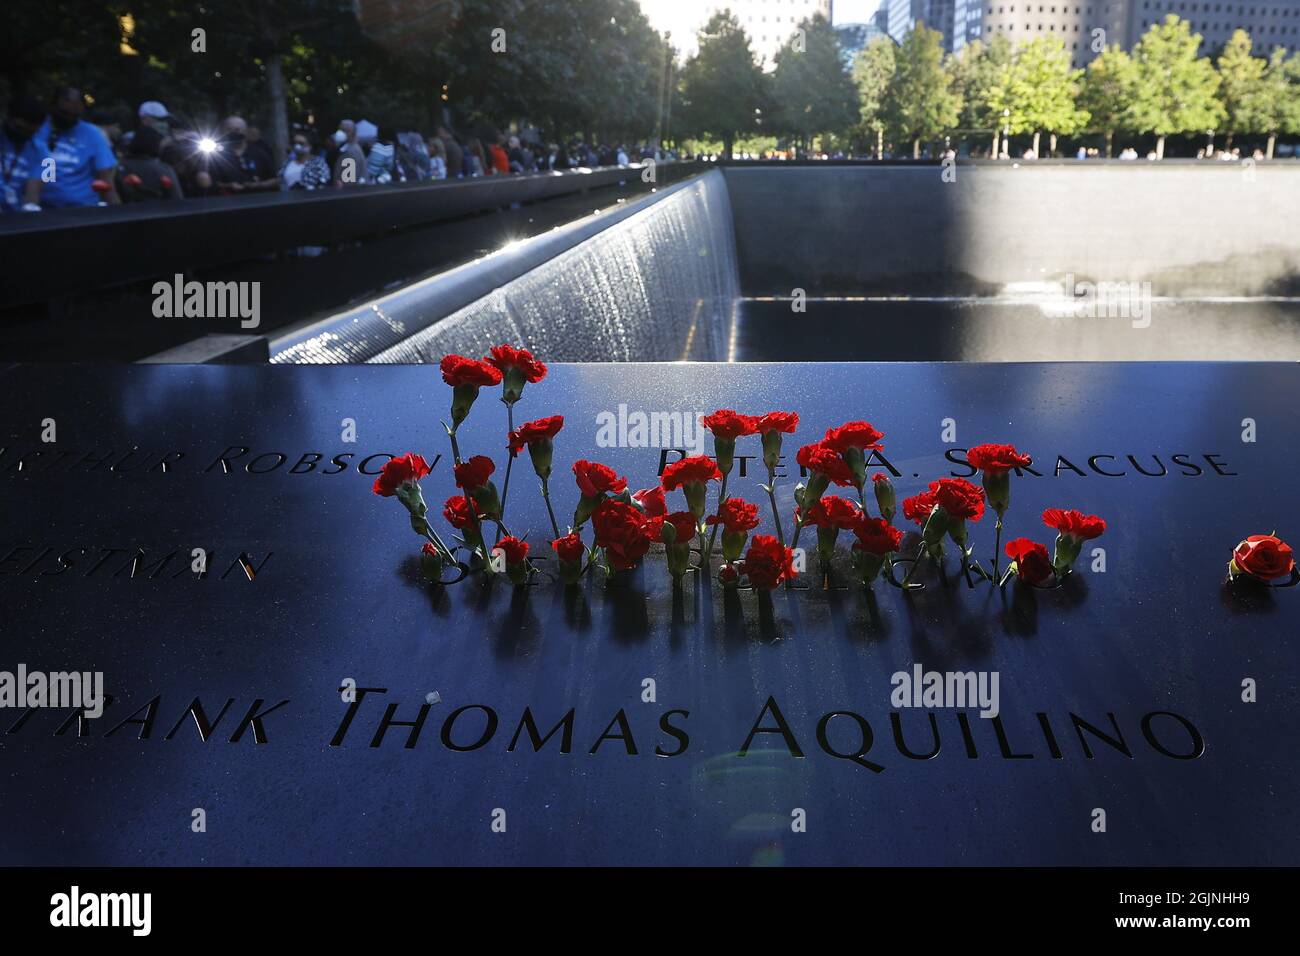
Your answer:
[19,86,120,210]
[330,119,366,186]
[208,115,279,194]
[1,96,44,213]
[280,130,329,191]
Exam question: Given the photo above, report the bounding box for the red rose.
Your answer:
[795,442,854,485]
[485,344,547,382]
[372,453,432,497]
[496,536,529,566]
[706,497,761,533]
[661,455,722,491]
[632,486,667,517]
[663,511,699,543]
[967,443,1032,473]
[702,409,757,440]
[1232,534,1295,580]
[1004,537,1054,585]
[852,517,904,555]
[753,411,799,434]
[902,489,938,526]
[440,354,502,387]
[800,496,861,529]
[930,477,986,522]
[1042,508,1106,540]
[591,499,657,570]
[443,495,479,529]
[507,414,564,453]
[823,421,884,452]
[453,455,495,491]
[573,459,627,498]
[551,532,585,563]
[743,534,795,590]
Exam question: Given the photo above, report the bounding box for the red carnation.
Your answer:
[440,354,501,387]
[1005,538,1054,585]
[632,486,667,517]
[968,443,1032,473]
[591,500,658,571]
[662,511,699,543]
[551,532,585,564]
[753,411,799,434]
[496,536,529,566]
[661,455,723,491]
[872,473,891,484]
[486,344,547,382]
[852,517,904,555]
[507,414,564,453]
[1231,534,1296,581]
[702,409,757,440]
[372,453,432,497]
[823,421,884,452]
[573,459,628,498]
[453,455,495,491]
[795,442,854,486]
[902,490,938,526]
[1042,508,1106,540]
[443,495,479,529]
[707,497,761,533]
[930,477,986,522]
[800,496,862,529]
[742,534,796,590]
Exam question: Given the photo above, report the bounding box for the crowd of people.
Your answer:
[0,86,678,213]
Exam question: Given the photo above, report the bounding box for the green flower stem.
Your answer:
[704,472,729,561]
[992,513,1004,581]
[766,467,785,547]
[540,477,561,540]
[497,401,517,546]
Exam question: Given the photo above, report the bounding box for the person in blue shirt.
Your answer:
[1,95,43,213]
[19,87,120,210]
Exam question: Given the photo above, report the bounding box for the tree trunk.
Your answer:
[1032,131,1040,155]
[912,138,920,159]
[266,50,289,169]
[991,129,999,159]
[1156,135,1165,160]
[876,126,883,160]
[1105,130,1113,158]
[722,134,734,161]
[1267,133,1277,160]
[1049,133,1058,157]
[1206,131,1214,156]
[1225,132,1234,151]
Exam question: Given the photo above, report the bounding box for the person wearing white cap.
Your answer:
[138,101,171,137]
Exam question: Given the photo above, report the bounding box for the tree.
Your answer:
[852,36,896,159]
[1079,46,1138,157]
[677,11,767,159]
[886,23,961,158]
[1276,53,1300,159]
[1005,37,1087,156]
[770,14,858,152]
[951,35,1014,157]
[1217,30,1270,152]
[1129,14,1225,159]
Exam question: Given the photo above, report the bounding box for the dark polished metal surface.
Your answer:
[0,361,1296,865]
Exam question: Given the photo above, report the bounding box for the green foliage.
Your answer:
[885,24,961,153]
[1217,30,1273,137]
[770,14,858,145]
[951,35,1013,131]
[1079,45,1138,139]
[1129,14,1225,141]
[852,35,896,139]
[678,11,768,157]
[1005,36,1088,138]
